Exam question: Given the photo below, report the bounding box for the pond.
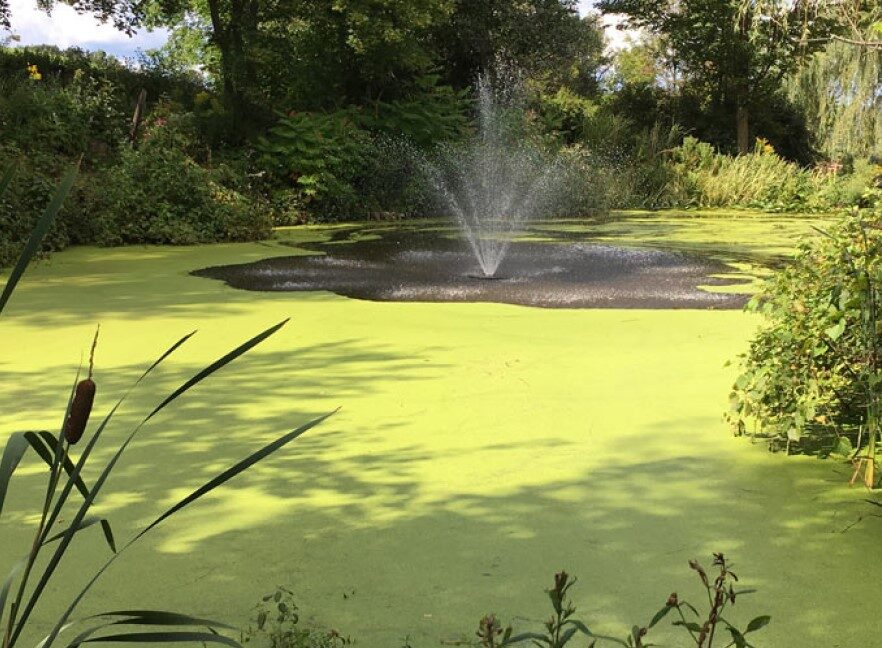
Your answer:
[1,211,871,648]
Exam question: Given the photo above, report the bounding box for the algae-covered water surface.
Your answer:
[0,212,873,647]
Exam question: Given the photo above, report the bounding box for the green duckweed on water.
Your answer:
[0,211,873,648]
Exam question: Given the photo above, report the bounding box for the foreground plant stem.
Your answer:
[3,436,68,648]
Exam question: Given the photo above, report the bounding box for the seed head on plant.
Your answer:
[64,326,99,445]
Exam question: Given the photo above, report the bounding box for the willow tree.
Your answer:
[790,41,882,158]
[749,1,882,157]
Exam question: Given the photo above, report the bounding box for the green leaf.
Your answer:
[0,554,27,633]
[0,433,29,521]
[727,626,747,648]
[559,627,577,644]
[647,605,672,629]
[69,631,241,646]
[673,621,702,632]
[34,406,332,648]
[824,319,846,341]
[744,615,771,634]
[18,431,116,553]
[505,632,548,645]
[40,332,196,549]
[0,165,78,317]
[42,516,116,552]
[86,610,237,630]
[145,319,289,422]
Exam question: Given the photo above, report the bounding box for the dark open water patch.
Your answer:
[192,229,750,309]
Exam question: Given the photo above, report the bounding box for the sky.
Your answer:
[2,0,626,60]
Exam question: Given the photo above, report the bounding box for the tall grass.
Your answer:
[666,137,879,212]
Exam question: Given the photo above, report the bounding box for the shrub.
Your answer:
[727,205,882,481]
[257,109,372,218]
[240,588,351,648]
[257,76,468,221]
[477,555,768,647]
[0,70,127,158]
[82,120,271,245]
[0,144,78,265]
[666,137,879,212]
[0,45,202,110]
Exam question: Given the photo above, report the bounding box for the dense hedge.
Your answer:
[0,47,271,266]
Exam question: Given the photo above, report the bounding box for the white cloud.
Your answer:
[577,0,638,52]
[4,0,167,57]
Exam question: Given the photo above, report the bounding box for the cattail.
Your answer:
[65,379,95,444]
[65,326,99,445]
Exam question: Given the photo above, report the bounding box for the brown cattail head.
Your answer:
[65,378,95,444]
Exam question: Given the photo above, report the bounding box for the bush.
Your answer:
[666,137,879,212]
[257,76,468,221]
[82,120,271,245]
[0,45,202,109]
[0,144,80,265]
[727,205,882,463]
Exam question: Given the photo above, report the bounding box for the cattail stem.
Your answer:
[88,325,99,380]
[4,436,68,648]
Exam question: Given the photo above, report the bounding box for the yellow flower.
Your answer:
[26,63,42,81]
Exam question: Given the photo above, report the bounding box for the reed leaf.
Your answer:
[40,331,195,550]
[10,320,300,648]
[41,517,116,551]
[67,631,241,646]
[82,611,236,630]
[144,318,289,422]
[50,611,238,648]
[0,166,78,317]
[0,434,29,521]
[35,408,334,648]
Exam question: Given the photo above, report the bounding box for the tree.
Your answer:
[599,0,828,153]
[743,0,882,49]
[789,40,882,158]
[432,0,606,94]
[1,0,453,119]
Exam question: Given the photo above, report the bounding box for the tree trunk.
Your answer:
[205,0,245,124]
[736,104,750,155]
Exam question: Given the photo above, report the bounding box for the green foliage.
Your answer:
[84,121,271,245]
[257,77,467,219]
[666,137,879,211]
[0,66,126,158]
[0,57,270,264]
[789,40,882,160]
[240,588,351,648]
[359,75,469,147]
[0,45,202,106]
[257,109,372,214]
[0,146,71,265]
[0,163,77,315]
[727,207,882,458]
[477,555,767,648]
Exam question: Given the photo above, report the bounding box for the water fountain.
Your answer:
[420,68,564,278]
[191,68,749,309]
